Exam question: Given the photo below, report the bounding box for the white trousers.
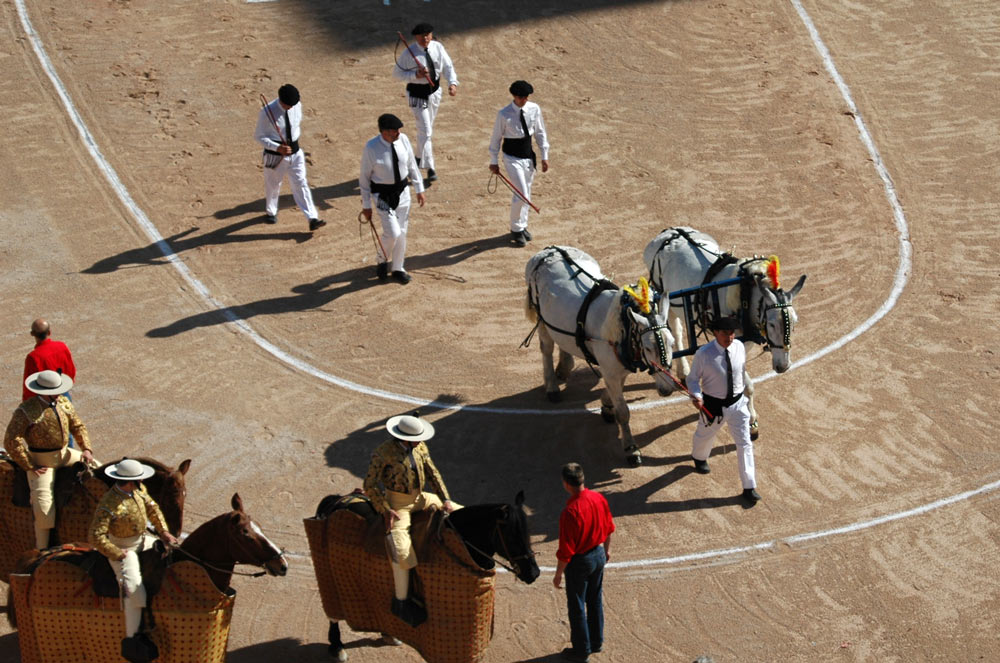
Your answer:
[28,445,84,547]
[374,189,412,272]
[691,395,757,489]
[263,150,318,220]
[502,154,535,232]
[407,90,442,170]
[108,532,156,637]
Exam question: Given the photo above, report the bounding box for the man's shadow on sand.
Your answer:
[145,233,511,338]
[212,178,360,221]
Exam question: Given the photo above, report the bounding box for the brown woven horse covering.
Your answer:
[0,460,107,582]
[304,508,497,663]
[10,560,235,663]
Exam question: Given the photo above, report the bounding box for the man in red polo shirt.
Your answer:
[553,462,615,663]
[22,319,76,402]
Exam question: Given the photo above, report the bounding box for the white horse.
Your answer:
[643,227,806,437]
[524,246,677,466]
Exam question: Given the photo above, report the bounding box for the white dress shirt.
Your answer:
[392,40,459,87]
[359,133,425,209]
[489,101,549,165]
[255,100,302,150]
[687,339,746,401]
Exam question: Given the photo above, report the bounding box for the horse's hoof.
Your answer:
[328,645,348,662]
[546,390,562,403]
[381,634,402,646]
[626,446,642,466]
[600,406,615,424]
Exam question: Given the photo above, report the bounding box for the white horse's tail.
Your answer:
[524,286,538,323]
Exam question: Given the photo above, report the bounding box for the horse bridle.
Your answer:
[755,285,794,352]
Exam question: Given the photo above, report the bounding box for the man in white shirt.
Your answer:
[360,114,426,285]
[488,80,549,247]
[254,84,325,232]
[687,316,761,504]
[393,23,459,185]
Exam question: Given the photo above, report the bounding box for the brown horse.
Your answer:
[8,493,288,662]
[0,455,190,582]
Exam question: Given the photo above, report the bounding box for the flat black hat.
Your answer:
[378,113,404,130]
[278,84,300,106]
[509,80,534,96]
[710,315,740,331]
[411,23,433,35]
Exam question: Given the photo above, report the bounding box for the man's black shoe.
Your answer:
[376,262,388,280]
[560,647,589,662]
[693,459,710,474]
[512,231,527,247]
[742,488,761,503]
[309,218,326,231]
[426,168,438,182]
[391,270,412,284]
[264,213,277,224]
[522,228,532,241]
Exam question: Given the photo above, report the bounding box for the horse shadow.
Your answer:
[322,384,743,546]
[0,630,17,661]
[81,218,314,275]
[212,178,360,221]
[145,234,512,338]
[225,638,331,662]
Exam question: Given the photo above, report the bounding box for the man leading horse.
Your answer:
[363,414,460,627]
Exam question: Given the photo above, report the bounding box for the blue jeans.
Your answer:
[565,545,606,654]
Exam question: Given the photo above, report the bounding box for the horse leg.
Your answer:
[555,349,575,382]
[599,390,616,424]
[744,370,759,441]
[671,310,691,381]
[328,621,348,661]
[538,327,561,402]
[606,374,641,466]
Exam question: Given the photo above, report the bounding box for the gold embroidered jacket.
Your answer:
[3,396,92,471]
[363,439,450,514]
[89,484,169,560]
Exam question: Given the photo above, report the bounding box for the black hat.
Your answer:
[710,316,740,331]
[278,84,300,106]
[411,23,434,35]
[509,80,534,97]
[378,113,404,131]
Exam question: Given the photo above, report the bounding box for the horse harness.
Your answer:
[525,246,671,375]
[653,229,794,352]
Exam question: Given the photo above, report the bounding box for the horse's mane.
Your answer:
[598,290,625,343]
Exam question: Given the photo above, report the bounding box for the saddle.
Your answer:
[315,492,445,562]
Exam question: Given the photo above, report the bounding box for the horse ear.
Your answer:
[761,286,778,306]
[515,490,525,507]
[231,493,244,512]
[177,459,192,475]
[788,274,807,299]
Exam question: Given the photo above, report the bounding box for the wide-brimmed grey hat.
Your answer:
[24,370,73,396]
[105,458,155,482]
[386,415,435,442]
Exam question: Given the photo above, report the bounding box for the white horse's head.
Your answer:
[757,274,806,373]
[626,298,677,396]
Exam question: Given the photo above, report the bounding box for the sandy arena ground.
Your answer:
[2,0,999,661]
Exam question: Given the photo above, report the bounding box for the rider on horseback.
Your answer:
[363,413,461,627]
[3,369,98,549]
[89,459,180,647]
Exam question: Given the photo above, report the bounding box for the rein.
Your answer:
[168,542,279,579]
[443,517,535,578]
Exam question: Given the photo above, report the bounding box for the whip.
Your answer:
[359,211,387,263]
[488,171,541,214]
[395,32,435,87]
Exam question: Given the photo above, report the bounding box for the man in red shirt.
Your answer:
[553,463,615,662]
[22,319,77,403]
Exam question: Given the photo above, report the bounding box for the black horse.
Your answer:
[316,490,539,661]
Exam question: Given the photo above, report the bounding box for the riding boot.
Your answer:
[34,525,52,550]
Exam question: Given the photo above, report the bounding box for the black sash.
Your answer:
[370,180,411,211]
[502,137,536,169]
[702,390,744,421]
[263,139,300,156]
[406,79,440,100]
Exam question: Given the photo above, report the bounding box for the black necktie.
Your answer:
[283,110,292,144]
[425,49,437,83]
[391,142,401,184]
[724,348,734,399]
[519,109,530,138]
